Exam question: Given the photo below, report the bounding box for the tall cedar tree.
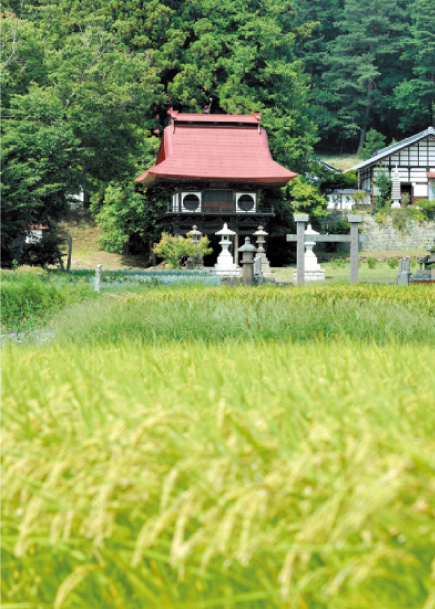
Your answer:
[293,0,345,146]
[326,0,410,152]
[293,0,415,151]
[394,0,435,130]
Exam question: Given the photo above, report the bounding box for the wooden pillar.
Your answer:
[294,214,308,287]
[348,214,362,284]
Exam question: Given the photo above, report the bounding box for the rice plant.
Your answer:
[2,340,435,609]
[50,284,435,345]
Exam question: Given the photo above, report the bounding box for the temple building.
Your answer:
[349,126,435,205]
[135,110,297,261]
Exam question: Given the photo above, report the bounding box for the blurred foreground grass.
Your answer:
[2,340,435,608]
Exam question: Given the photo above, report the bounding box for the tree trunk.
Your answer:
[357,103,371,154]
[66,236,73,272]
[357,76,373,155]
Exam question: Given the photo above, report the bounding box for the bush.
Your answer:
[330,257,347,268]
[0,270,94,331]
[375,212,388,225]
[417,199,435,218]
[20,231,64,267]
[391,208,409,233]
[367,257,377,269]
[153,233,212,269]
[387,257,399,269]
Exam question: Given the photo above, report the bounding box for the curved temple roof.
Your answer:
[135,111,297,186]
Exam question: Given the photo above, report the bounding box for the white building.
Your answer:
[349,126,435,204]
[326,189,370,210]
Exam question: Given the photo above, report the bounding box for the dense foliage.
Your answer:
[293,0,435,151]
[0,267,94,331]
[2,0,434,261]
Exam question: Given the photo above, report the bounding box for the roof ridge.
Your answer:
[347,126,435,172]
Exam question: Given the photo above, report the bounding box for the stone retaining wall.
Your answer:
[322,212,434,252]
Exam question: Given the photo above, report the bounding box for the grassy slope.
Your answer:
[57,209,150,270]
[317,154,361,171]
[2,340,435,608]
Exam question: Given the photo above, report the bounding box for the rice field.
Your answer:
[50,284,435,345]
[2,283,435,608]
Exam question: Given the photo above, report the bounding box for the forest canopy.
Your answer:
[1,0,434,263]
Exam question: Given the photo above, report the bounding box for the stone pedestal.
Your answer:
[293,224,325,282]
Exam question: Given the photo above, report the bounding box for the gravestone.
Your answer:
[397,257,412,285]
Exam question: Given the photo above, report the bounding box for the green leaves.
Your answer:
[153,234,212,269]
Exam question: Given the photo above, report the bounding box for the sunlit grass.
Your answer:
[2,340,435,608]
[50,284,435,345]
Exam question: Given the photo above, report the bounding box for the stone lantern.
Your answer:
[253,225,271,275]
[186,225,204,269]
[214,223,239,275]
[238,236,257,286]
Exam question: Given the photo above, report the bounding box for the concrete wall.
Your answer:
[322,212,434,251]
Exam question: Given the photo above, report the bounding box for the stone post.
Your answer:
[95,264,102,292]
[397,257,411,285]
[347,215,362,284]
[294,214,309,286]
[238,237,257,286]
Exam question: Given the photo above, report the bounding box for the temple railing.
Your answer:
[164,204,275,214]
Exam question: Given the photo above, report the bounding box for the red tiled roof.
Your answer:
[29,224,48,230]
[427,172,435,178]
[136,112,297,186]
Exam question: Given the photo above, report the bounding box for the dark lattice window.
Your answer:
[203,190,233,204]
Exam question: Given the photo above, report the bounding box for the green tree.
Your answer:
[372,170,392,213]
[294,0,412,151]
[394,0,435,130]
[328,0,410,152]
[91,181,167,259]
[1,6,156,265]
[293,0,346,146]
[360,129,387,160]
[1,0,319,264]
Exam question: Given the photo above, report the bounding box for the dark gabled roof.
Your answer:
[348,126,435,172]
